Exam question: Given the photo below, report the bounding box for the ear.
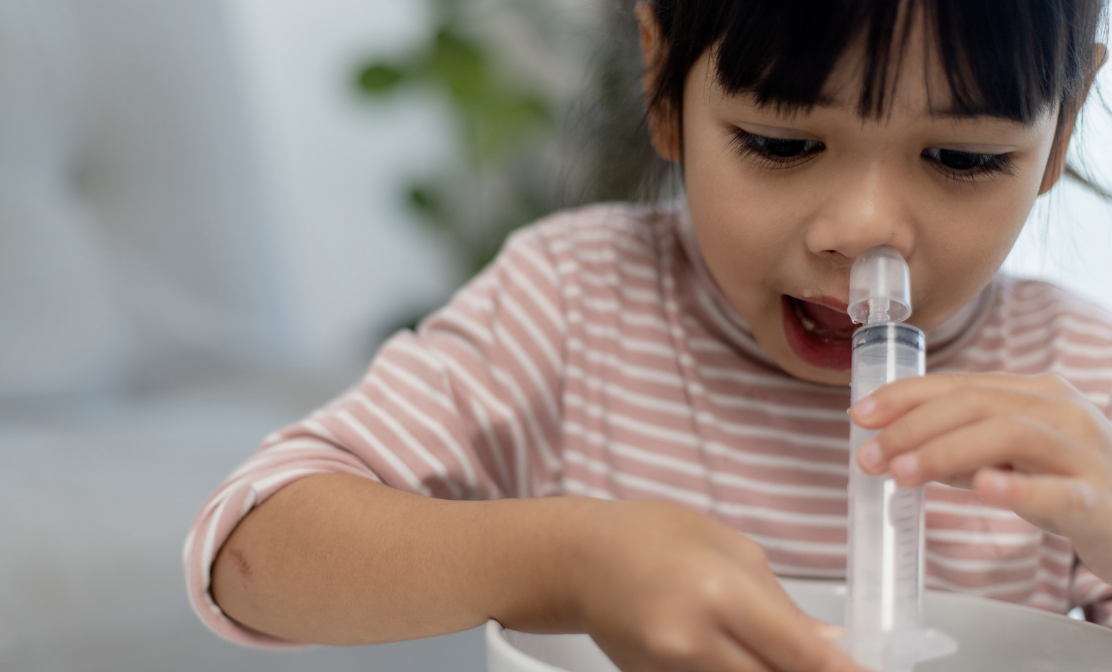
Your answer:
[635,2,682,163]
[1039,44,1108,194]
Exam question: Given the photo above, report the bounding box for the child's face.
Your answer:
[675,40,1063,387]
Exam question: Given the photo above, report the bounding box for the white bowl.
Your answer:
[487,579,1112,672]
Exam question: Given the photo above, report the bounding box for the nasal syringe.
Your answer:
[840,247,957,672]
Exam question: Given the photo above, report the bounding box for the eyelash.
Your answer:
[728,128,823,169]
[920,147,1017,184]
[728,127,1017,183]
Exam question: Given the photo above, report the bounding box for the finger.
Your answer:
[701,633,775,672]
[855,385,1014,473]
[973,469,1104,535]
[937,468,980,490]
[850,372,1069,430]
[886,415,1091,488]
[719,578,865,672]
[857,386,1094,477]
[717,532,792,598]
[601,617,774,672]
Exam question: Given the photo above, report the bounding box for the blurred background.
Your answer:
[0,0,1109,670]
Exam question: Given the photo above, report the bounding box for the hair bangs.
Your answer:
[652,0,1105,123]
[928,0,1102,123]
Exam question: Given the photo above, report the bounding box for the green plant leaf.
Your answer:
[353,0,580,283]
[406,185,457,235]
[357,63,405,93]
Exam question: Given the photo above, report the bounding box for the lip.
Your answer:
[786,294,850,314]
[780,295,855,371]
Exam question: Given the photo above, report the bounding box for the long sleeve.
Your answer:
[183,223,568,646]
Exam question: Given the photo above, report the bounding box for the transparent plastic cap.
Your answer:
[848,246,912,325]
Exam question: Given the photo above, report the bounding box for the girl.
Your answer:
[186,1,1112,671]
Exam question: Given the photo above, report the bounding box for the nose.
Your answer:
[803,157,915,265]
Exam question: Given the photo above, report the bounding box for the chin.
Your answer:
[753,329,853,386]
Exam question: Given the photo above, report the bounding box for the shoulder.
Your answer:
[992,276,1112,336]
[963,276,1112,407]
[441,202,677,319]
[512,201,676,267]
[489,202,680,307]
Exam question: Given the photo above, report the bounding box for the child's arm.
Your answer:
[211,473,587,644]
[213,473,864,672]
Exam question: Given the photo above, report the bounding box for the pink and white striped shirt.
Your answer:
[185,202,1112,647]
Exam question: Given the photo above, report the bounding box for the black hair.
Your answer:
[650,0,1105,128]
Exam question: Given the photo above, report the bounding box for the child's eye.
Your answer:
[730,128,824,166]
[921,147,1016,181]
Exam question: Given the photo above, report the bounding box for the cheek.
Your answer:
[685,171,795,311]
[682,124,803,296]
[914,179,1038,330]
[683,136,772,282]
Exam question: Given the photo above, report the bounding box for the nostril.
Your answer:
[820,250,855,269]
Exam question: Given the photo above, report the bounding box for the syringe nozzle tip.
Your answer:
[848,247,912,325]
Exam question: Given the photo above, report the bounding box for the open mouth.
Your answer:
[780,295,857,371]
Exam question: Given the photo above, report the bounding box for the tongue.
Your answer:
[800,300,856,332]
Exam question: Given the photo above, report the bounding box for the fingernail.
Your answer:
[854,396,877,419]
[983,470,1009,497]
[858,440,883,471]
[890,454,919,482]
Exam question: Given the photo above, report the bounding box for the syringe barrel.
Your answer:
[846,323,927,637]
[849,323,925,402]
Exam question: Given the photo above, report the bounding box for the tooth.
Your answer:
[793,301,817,332]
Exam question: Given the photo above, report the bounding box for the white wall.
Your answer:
[224,0,461,375]
[1003,65,1112,310]
[0,0,463,398]
[0,0,132,397]
[71,0,287,382]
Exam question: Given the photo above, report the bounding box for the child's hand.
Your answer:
[571,500,865,672]
[850,372,1112,581]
